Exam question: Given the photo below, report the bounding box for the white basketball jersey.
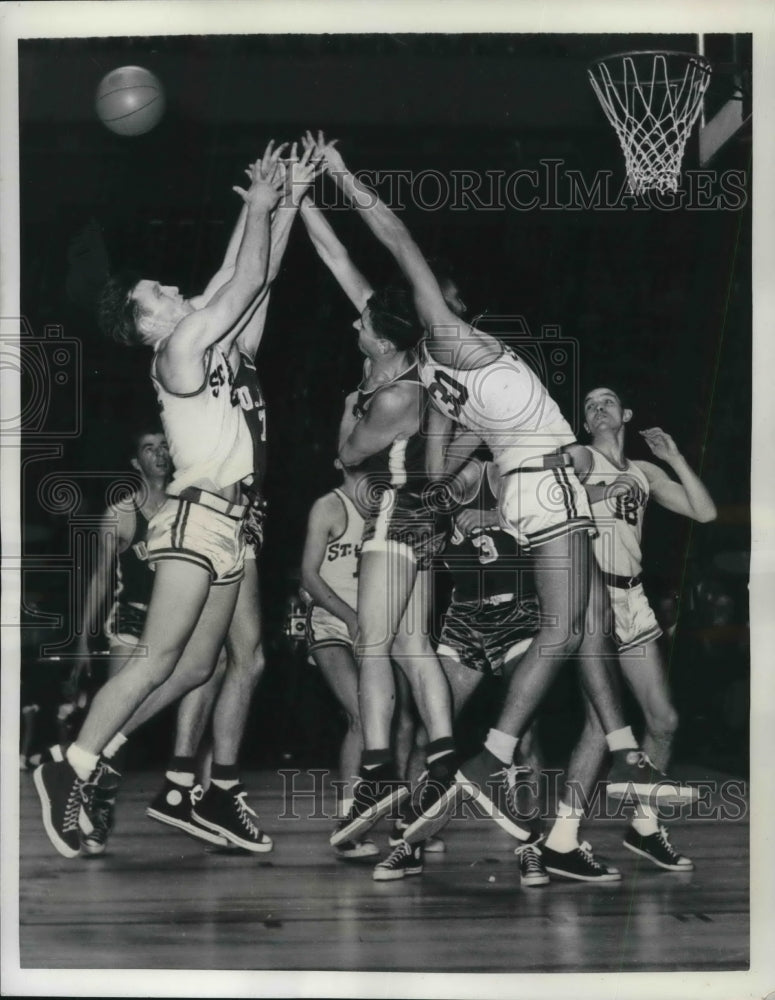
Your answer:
[151,344,255,495]
[586,448,651,578]
[418,343,575,473]
[318,489,364,608]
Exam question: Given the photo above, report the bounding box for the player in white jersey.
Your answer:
[34,142,318,859]
[312,133,697,854]
[538,387,716,879]
[302,462,415,861]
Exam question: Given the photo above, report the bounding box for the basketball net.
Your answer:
[588,52,712,195]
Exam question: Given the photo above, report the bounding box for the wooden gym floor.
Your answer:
[17,766,748,973]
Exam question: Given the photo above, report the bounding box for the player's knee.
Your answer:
[536,625,584,659]
[648,703,679,740]
[344,710,362,738]
[354,633,392,661]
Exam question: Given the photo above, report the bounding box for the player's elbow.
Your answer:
[300,566,317,594]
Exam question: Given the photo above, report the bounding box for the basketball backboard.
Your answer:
[698,33,752,166]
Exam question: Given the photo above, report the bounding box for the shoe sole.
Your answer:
[455,772,534,842]
[335,844,381,860]
[622,839,695,872]
[80,838,107,856]
[190,808,273,853]
[329,786,409,847]
[389,835,446,854]
[372,864,424,882]
[401,784,461,845]
[544,864,622,883]
[146,806,229,847]
[33,766,80,859]
[521,874,550,887]
[607,782,698,803]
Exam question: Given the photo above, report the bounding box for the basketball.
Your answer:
[95,65,165,136]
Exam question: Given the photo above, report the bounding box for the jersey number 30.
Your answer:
[428,371,469,418]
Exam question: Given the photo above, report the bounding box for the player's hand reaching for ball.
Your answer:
[305,129,346,175]
[639,427,680,462]
[283,139,322,205]
[233,139,287,211]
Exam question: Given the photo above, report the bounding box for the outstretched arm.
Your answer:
[312,132,460,341]
[160,143,284,378]
[299,197,373,312]
[635,429,717,522]
[237,149,319,358]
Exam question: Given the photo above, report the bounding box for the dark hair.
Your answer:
[128,424,165,462]
[366,286,421,351]
[97,269,144,346]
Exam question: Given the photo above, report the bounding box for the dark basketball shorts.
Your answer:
[437,593,541,675]
[361,487,451,571]
[146,490,247,585]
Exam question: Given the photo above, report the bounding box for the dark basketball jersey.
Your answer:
[443,469,535,604]
[232,351,268,491]
[116,502,154,608]
[352,360,432,503]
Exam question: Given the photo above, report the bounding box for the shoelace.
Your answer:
[496,764,531,813]
[234,791,261,837]
[62,780,86,834]
[577,841,606,870]
[517,845,544,874]
[656,825,680,859]
[383,841,413,866]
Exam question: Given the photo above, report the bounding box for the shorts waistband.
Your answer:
[452,592,517,607]
[172,488,248,520]
[503,452,573,476]
[602,571,642,590]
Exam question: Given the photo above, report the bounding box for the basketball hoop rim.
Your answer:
[588,50,712,78]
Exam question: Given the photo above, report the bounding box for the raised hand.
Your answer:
[305,129,346,175]
[283,139,322,204]
[233,139,288,211]
[639,427,680,462]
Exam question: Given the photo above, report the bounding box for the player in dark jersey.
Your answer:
[298,188,460,863]
[70,426,171,854]
[34,142,318,859]
[311,133,697,858]
[373,456,550,884]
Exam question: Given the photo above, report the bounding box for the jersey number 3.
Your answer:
[428,371,469,418]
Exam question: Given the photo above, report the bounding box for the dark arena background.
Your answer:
[5,12,765,993]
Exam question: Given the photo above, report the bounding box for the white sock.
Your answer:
[606,726,638,752]
[212,778,239,791]
[102,732,127,760]
[631,803,660,836]
[339,796,354,819]
[544,799,582,854]
[66,743,99,782]
[166,769,195,788]
[484,728,518,765]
